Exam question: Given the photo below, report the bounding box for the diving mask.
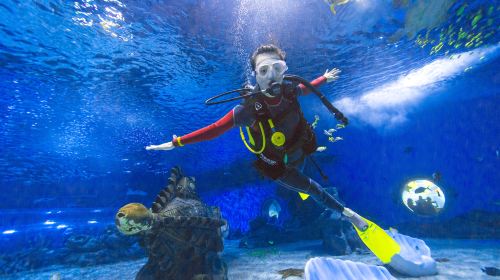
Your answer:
[256,60,288,77]
[255,58,288,91]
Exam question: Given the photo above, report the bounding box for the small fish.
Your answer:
[403,146,414,154]
[414,187,428,194]
[432,171,441,182]
[335,123,346,129]
[311,115,320,129]
[33,197,56,205]
[316,146,327,152]
[324,0,351,14]
[328,136,343,143]
[435,257,450,263]
[278,268,304,279]
[50,273,61,280]
[496,150,499,158]
[323,128,337,136]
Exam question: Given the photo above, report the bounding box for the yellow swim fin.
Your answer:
[298,192,310,200]
[353,216,401,264]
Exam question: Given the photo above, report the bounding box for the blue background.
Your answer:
[0,0,498,241]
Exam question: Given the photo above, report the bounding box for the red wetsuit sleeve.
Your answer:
[173,109,235,147]
[299,75,327,95]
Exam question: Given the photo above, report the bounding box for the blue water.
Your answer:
[0,0,499,277]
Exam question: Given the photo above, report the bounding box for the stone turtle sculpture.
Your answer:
[115,167,228,280]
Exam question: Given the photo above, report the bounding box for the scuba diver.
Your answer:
[146,44,368,230]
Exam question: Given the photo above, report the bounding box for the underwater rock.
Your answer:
[227,228,243,240]
[68,250,109,266]
[239,197,291,248]
[482,266,500,276]
[240,187,363,256]
[395,210,500,239]
[319,212,365,255]
[239,220,284,249]
[322,235,348,255]
[278,268,304,278]
[239,207,364,257]
[249,216,268,231]
[0,225,144,275]
[61,226,144,267]
[305,258,396,280]
[117,166,227,280]
[343,221,365,252]
[65,235,100,253]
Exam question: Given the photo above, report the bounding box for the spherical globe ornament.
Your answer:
[402,179,445,216]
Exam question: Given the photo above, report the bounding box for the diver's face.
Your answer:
[254,53,288,91]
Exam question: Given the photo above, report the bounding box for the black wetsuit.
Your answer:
[234,81,343,212]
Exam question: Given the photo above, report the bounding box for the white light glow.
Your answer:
[2,230,16,235]
[334,45,499,129]
[56,224,68,229]
[88,220,98,224]
[44,220,56,225]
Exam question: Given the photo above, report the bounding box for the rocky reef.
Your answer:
[238,186,366,256]
[395,210,500,239]
[0,225,144,275]
[116,166,228,280]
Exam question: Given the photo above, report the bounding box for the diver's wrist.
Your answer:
[172,137,183,147]
[321,75,332,83]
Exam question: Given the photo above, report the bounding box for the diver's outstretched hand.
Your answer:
[323,68,341,83]
[145,141,175,151]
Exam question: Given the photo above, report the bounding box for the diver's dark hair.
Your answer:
[250,44,286,70]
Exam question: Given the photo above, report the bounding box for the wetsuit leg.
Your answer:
[276,167,344,212]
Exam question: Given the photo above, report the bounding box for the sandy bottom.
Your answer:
[4,239,499,280]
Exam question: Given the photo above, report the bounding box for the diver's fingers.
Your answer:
[324,68,341,82]
[325,68,339,74]
[146,144,167,150]
[328,68,340,75]
[146,141,175,151]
